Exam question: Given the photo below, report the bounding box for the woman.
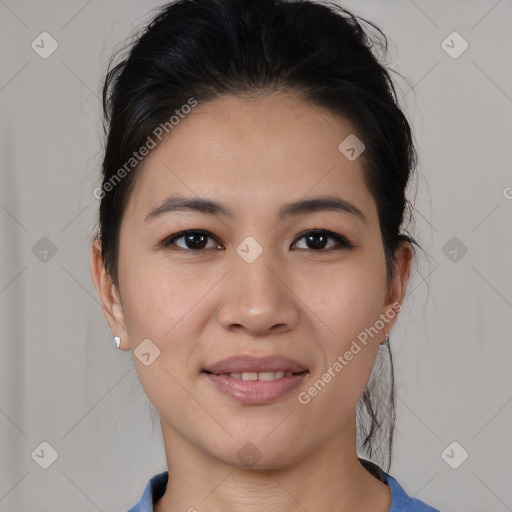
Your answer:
[91,0,441,510]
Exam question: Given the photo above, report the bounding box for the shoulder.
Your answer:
[383,472,441,512]
[126,471,168,512]
[359,458,440,512]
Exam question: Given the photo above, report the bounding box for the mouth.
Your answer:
[201,354,309,405]
[203,370,303,381]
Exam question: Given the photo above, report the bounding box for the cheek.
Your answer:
[297,254,388,344]
[294,252,387,405]
[118,259,208,418]
[118,250,205,342]
[117,256,220,402]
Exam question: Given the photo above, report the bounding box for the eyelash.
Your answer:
[159,229,355,253]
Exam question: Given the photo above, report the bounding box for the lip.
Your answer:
[203,354,307,374]
[202,355,309,405]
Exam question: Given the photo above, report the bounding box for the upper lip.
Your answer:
[203,355,308,375]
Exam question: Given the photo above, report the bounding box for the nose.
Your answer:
[217,249,300,337]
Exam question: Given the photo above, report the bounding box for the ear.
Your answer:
[90,237,129,351]
[382,240,413,335]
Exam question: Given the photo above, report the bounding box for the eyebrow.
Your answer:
[145,195,366,223]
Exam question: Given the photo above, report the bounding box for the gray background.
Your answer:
[0,0,511,510]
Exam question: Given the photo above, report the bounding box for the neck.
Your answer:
[154,416,391,512]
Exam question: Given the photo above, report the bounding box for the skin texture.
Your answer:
[91,91,412,512]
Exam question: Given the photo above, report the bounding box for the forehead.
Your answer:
[124,92,376,223]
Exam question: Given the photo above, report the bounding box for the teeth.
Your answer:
[230,371,290,381]
[241,372,258,381]
[259,371,284,381]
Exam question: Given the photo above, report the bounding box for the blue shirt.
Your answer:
[127,461,440,512]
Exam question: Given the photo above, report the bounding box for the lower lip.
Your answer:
[203,372,308,405]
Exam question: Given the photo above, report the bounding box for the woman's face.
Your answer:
[94,92,410,469]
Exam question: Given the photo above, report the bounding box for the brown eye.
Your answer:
[162,230,222,251]
[292,229,353,251]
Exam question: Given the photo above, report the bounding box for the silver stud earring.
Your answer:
[114,336,121,349]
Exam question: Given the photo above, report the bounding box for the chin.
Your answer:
[205,434,308,472]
